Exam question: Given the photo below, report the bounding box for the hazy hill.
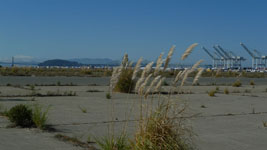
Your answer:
[70,58,120,65]
[38,59,82,67]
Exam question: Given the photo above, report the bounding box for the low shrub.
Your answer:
[8,104,34,127]
[250,80,255,86]
[224,88,229,94]
[208,90,216,97]
[232,80,242,87]
[106,93,111,99]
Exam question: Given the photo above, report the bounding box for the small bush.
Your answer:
[250,80,255,86]
[215,86,220,91]
[208,90,216,97]
[8,104,33,127]
[263,121,267,127]
[224,88,229,94]
[106,93,111,99]
[32,104,50,129]
[232,80,242,87]
[95,135,130,150]
[114,69,135,93]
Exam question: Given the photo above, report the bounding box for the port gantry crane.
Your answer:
[213,51,225,68]
[228,51,246,69]
[202,46,220,69]
[216,45,233,69]
[240,43,260,69]
[253,49,267,69]
[213,46,228,69]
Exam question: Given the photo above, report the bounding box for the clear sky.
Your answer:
[0,0,266,64]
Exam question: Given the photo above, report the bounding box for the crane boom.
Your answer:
[217,45,231,59]
[229,51,236,57]
[214,52,221,58]
[240,43,256,58]
[213,46,226,59]
[202,46,215,59]
[253,49,262,57]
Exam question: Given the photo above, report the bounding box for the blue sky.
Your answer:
[0,0,266,65]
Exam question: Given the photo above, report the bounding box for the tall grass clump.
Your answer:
[110,54,136,93]
[133,102,193,150]
[32,104,50,129]
[114,69,135,93]
[232,80,242,87]
[95,134,130,150]
[102,44,200,150]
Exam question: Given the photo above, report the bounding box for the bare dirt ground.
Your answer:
[0,77,267,150]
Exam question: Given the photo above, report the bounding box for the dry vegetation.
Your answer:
[101,43,202,150]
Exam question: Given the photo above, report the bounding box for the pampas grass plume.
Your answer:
[181,43,198,60]
[132,58,143,80]
[193,68,204,85]
[154,53,164,76]
[163,45,175,71]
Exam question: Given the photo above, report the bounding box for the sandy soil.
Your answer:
[0,76,267,150]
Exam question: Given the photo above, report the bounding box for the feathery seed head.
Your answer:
[145,75,161,98]
[121,53,129,68]
[193,68,204,85]
[154,53,164,76]
[154,77,165,93]
[132,57,143,80]
[181,43,198,60]
[163,45,176,71]
[138,74,153,95]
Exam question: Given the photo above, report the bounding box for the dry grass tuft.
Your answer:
[208,90,216,97]
[224,88,229,94]
[232,80,242,87]
[132,57,143,80]
[181,43,198,60]
[193,68,204,85]
[154,53,164,76]
[134,102,193,150]
[103,44,200,150]
[163,45,175,71]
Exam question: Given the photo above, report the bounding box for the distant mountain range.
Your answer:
[38,59,83,67]
[69,58,120,65]
[38,58,122,67]
[0,57,121,67]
